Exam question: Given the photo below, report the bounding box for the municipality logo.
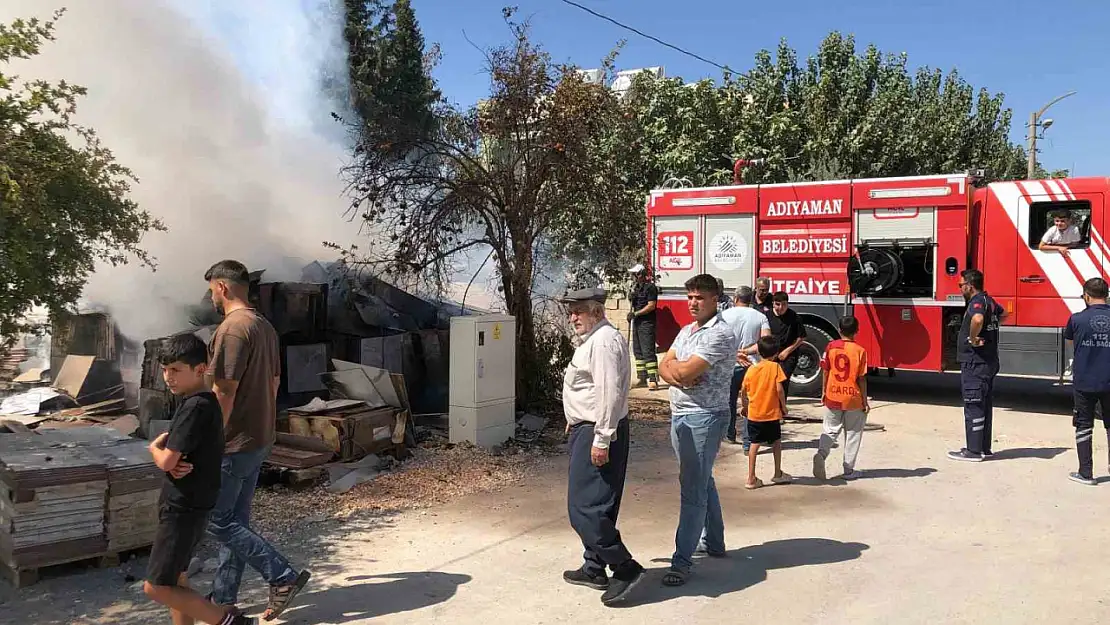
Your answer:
[709,230,747,271]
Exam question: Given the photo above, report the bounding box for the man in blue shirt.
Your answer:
[1063,277,1110,485]
[949,269,1006,462]
[658,273,740,587]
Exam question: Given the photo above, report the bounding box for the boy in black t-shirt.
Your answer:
[143,333,254,625]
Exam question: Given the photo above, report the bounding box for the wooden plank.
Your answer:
[276,432,335,455]
[0,420,32,433]
[0,544,151,588]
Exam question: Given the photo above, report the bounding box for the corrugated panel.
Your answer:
[856,206,936,242]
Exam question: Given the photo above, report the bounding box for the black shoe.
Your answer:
[563,568,608,590]
[601,562,644,606]
[947,448,983,462]
[981,450,993,459]
[726,436,739,445]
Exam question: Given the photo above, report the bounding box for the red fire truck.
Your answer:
[646,164,1108,397]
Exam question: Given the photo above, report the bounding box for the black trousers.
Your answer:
[780,356,798,399]
[727,366,748,442]
[1072,389,1110,478]
[632,319,658,382]
[961,361,999,454]
[567,418,634,577]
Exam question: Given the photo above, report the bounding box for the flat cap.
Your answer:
[560,287,607,303]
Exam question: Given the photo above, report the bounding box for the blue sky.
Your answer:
[409,0,1108,176]
[188,0,1108,177]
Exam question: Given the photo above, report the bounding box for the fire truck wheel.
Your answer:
[792,324,834,398]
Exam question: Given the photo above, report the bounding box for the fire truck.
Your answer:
[646,162,1108,397]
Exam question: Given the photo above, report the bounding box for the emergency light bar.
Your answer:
[868,186,952,200]
[671,196,737,207]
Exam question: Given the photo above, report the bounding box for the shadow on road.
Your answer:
[987,447,1069,460]
[252,571,471,623]
[864,371,1071,416]
[629,538,867,606]
[856,467,937,479]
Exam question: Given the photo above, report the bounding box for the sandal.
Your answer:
[661,567,688,587]
[262,569,311,621]
[745,478,764,490]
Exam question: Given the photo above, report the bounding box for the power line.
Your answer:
[556,0,747,79]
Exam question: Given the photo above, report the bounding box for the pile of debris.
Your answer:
[0,355,134,435]
[0,427,158,586]
[258,359,414,491]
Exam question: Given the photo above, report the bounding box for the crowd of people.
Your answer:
[560,265,1108,606]
[136,256,1106,618]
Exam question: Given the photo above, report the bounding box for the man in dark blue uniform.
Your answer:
[627,264,659,390]
[1063,277,1110,486]
[949,269,1006,462]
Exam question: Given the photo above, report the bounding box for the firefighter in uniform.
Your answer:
[627,264,659,390]
[949,268,1006,462]
[1063,277,1110,486]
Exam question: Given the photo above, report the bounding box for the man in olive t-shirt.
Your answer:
[203,260,310,621]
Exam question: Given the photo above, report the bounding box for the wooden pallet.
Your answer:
[0,544,151,589]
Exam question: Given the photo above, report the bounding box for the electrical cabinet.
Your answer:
[449,314,516,448]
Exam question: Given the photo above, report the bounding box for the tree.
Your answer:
[340,0,440,159]
[341,9,634,406]
[616,32,1044,191]
[0,10,163,341]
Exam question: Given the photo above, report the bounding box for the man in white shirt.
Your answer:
[560,287,644,606]
[1040,209,1082,254]
[720,286,772,450]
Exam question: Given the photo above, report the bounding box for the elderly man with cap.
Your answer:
[627,264,660,390]
[561,287,645,606]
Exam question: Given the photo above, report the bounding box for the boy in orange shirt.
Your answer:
[813,316,871,480]
[740,336,792,489]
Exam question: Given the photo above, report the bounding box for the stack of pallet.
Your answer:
[87,440,162,552]
[0,347,31,392]
[0,434,109,579]
[0,427,163,586]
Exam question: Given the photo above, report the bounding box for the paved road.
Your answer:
[6,377,1105,624]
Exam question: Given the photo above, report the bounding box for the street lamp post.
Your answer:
[1027,90,1077,179]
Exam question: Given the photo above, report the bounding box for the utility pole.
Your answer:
[1027,90,1077,179]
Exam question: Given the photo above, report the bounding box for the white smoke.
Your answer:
[0,0,361,341]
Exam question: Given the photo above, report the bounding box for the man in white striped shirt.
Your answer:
[560,287,644,606]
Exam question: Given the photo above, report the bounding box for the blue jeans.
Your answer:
[727,366,751,448]
[670,410,728,571]
[207,446,296,604]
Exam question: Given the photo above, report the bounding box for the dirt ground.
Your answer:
[3,371,1108,624]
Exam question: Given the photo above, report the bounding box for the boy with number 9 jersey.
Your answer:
[813,316,870,480]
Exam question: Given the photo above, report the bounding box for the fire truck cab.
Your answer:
[646,172,1108,397]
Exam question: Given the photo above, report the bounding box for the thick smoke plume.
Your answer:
[1,0,359,341]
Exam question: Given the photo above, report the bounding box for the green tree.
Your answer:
[340,10,632,406]
[0,10,163,341]
[340,0,440,158]
[618,32,1044,190]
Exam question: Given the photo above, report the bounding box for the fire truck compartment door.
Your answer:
[703,215,756,289]
[653,217,701,288]
[1015,185,1103,313]
[855,206,936,243]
